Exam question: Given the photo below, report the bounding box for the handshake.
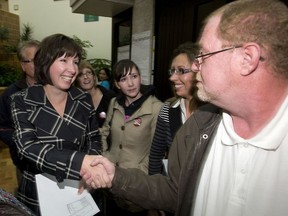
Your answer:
[79,155,115,191]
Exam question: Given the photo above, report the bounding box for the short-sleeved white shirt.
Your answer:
[193,96,288,216]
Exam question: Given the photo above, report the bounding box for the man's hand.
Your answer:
[80,155,115,189]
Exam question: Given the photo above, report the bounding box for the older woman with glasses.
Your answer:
[75,60,116,128]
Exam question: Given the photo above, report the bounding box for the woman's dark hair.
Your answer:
[99,67,111,80]
[170,42,199,66]
[34,33,83,85]
[113,59,140,82]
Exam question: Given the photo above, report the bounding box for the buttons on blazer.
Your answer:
[121,126,125,130]
[119,144,123,149]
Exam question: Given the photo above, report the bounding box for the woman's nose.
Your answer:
[127,77,133,86]
[169,73,178,82]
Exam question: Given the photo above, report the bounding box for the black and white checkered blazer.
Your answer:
[10,84,101,214]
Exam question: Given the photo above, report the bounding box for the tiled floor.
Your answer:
[0,141,18,195]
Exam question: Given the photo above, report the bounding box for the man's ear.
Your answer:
[240,43,263,76]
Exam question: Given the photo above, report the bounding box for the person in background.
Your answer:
[10,34,102,215]
[98,67,112,90]
[0,40,40,184]
[81,1,288,216]
[101,59,162,215]
[148,42,202,176]
[75,60,116,128]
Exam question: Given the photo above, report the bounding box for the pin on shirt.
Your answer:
[99,112,106,119]
[133,118,142,126]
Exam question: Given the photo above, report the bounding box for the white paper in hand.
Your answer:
[35,173,99,216]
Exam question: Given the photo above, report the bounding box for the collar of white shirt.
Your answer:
[221,96,288,150]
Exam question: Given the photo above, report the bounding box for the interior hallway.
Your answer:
[0,140,18,195]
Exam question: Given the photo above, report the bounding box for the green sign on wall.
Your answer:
[84,15,99,22]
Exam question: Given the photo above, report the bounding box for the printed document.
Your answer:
[35,173,99,216]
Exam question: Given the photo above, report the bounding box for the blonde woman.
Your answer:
[76,60,115,128]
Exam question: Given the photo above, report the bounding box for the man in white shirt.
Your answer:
[80,1,288,215]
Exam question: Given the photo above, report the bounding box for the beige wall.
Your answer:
[7,0,112,60]
[132,0,154,34]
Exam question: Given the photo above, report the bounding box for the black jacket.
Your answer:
[0,78,27,128]
[96,85,116,128]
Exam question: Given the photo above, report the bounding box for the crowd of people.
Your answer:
[0,0,287,216]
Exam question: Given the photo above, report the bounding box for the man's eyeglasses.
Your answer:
[21,59,34,63]
[168,68,193,76]
[194,45,242,70]
[77,71,94,78]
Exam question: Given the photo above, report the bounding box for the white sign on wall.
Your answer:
[131,30,152,85]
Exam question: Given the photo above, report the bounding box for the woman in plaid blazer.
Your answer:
[10,34,101,215]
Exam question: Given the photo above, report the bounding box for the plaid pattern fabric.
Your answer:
[10,84,101,215]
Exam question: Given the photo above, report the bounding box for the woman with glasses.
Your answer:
[149,42,203,176]
[75,60,116,128]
